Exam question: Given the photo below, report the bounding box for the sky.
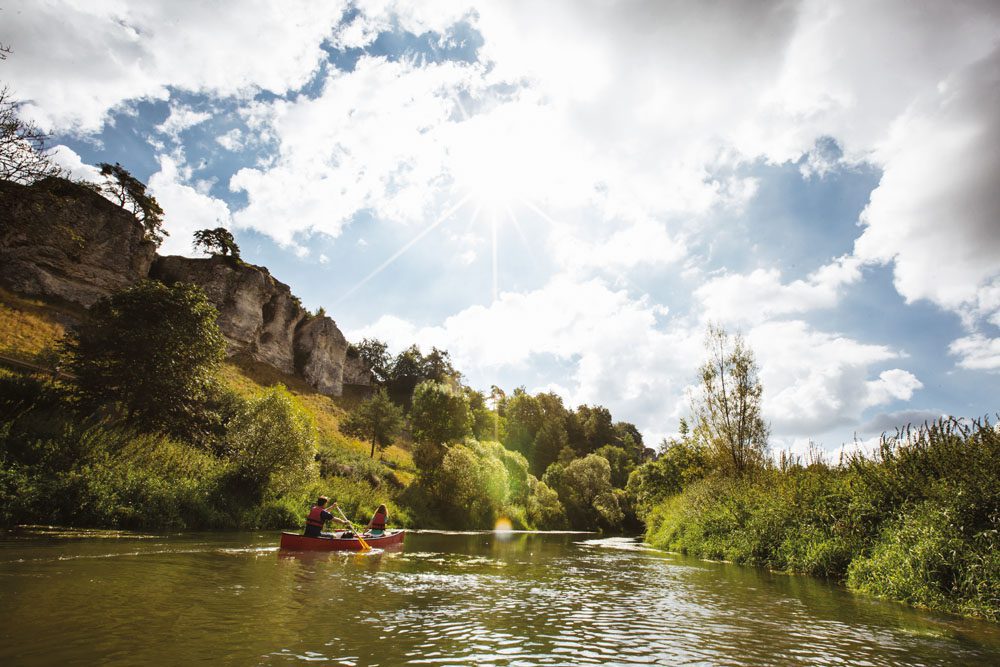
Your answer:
[3,0,1000,457]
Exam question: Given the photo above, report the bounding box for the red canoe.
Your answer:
[279,530,406,551]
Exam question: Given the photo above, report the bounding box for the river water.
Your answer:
[1,528,998,666]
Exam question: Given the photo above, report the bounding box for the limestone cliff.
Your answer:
[0,178,156,306]
[0,177,369,396]
[151,256,359,396]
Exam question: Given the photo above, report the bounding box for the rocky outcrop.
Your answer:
[0,178,156,306]
[295,316,349,395]
[151,255,362,396]
[0,177,370,396]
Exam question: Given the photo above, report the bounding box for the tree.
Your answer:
[0,86,65,183]
[410,380,471,470]
[594,444,636,488]
[193,227,240,259]
[97,162,166,246]
[224,386,316,500]
[339,388,405,458]
[62,280,227,429]
[543,454,623,530]
[692,325,769,475]
[350,338,392,384]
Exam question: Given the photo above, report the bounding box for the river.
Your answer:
[1,528,998,666]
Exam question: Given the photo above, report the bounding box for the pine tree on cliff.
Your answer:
[193,227,241,260]
[97,162,166,246]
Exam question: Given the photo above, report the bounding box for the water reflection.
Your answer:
[0,528,998,666]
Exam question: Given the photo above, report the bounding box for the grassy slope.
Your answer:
[0,288,415,481]
[218,356,415,482]
[0,288,70,365]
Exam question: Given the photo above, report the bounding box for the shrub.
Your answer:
[223,386,317,501]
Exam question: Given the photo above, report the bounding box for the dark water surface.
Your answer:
[1,529,998,666]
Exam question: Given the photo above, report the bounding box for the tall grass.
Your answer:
[644,418,1000,620]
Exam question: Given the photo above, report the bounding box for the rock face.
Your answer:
[0,178,156,306]
[0,177,370,396]
[151,255,362,396]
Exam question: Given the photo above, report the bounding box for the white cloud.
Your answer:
[4,0,347,132]
[854,45,1000,325]
[694,256,861,326]
[749,321,918,436]
[865,369,923,406]
[148,153,233,257]
[949,334,1000,372]
[215,129,245,152]
[155,104,212,140]
[46,144,101,182]
[229,56,476,244]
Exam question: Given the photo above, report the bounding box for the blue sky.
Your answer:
[4,1,1000,455]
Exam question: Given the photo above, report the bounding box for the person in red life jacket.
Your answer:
[304,496,349,538]
[366,504,388,536]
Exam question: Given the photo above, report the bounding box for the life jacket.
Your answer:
[305,505,326,528]
[370,511,387,531]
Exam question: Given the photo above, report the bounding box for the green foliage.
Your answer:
[222,386,317,501]
[466,388,499,441]
[193,227,241,259]
[410,380,471,452]
[644,418,1000,620]
[437,441,510,527]
[543,453,624,531]
[62,280,227,434]
[339,388,404,458]
[526,476,567,529]
[594,444,635,488]
[692,325,769,475]
[97,162,166,245]
[626,436,711,518]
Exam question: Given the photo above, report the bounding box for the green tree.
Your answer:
[465,388,499,441]
[97,162,166,245]
[503,388,541,460]
[594,444,636,488]
[543,453,623,530]
[224,386,316,500]
[339,388,405,458]
[573,404,616,455]
[692,325,769,475]
[351,338,392,384]
[410,380,471,470]
[193,227,241,259]
[63,280,226,430]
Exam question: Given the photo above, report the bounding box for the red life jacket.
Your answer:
[370,511,387,531]
[305,505,327,528]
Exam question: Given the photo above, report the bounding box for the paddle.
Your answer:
[333,503,372,552]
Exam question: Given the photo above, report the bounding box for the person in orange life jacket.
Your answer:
[304,496,349,538]
[366,504,388,536]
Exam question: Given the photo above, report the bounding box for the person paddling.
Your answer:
[366,504,389,536]
[304,496,349,538]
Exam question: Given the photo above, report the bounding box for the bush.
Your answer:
[223,386,317,501]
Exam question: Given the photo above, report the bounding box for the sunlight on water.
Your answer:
[1,529,999,666]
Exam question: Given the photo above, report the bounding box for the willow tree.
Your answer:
[692,325,769,475]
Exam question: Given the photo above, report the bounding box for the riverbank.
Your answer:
[644,419,1000,621]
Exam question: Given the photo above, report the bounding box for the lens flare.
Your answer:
[494,518,513,532]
